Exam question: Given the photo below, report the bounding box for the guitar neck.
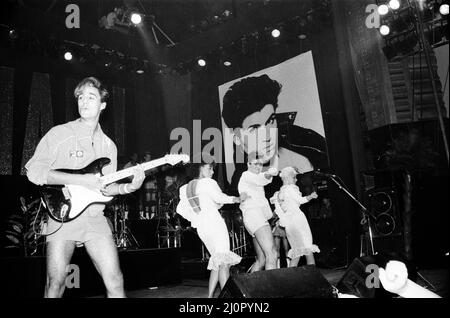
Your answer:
[100,158,167,185]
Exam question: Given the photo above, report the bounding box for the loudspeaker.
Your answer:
[362,169,409,257]
[336,254,416,298]
[366,187,403,238]
[218,265,335,298]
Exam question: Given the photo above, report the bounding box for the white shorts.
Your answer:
[242,208,271,237]
[45,210,111,247]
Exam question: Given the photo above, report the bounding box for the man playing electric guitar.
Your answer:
[25,77,145,298]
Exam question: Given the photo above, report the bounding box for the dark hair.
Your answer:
[187,152,217,179]
[246,151,263,163]
[74,77,109,102]
[222,74,282,129]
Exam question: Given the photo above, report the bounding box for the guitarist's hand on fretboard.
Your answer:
[129,165,146,191]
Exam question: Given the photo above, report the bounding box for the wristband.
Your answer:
[124,183,131,194]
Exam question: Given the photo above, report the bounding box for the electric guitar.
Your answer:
[40,154,189,223]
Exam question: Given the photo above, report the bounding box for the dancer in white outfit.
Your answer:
[176,161,246,297]
[271,166,320,267]
[238,154,279,272]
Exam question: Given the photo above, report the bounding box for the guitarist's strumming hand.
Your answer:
[82,173,104,191]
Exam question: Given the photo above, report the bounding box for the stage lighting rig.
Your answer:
[389,0,401,10]
[130,12,142,25]
[380,25,391,35]
[64,51,73,61]
[271,28,281,38]
[440,3,449,15]
[197,58,206,67]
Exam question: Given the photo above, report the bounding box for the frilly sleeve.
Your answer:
[287,185,308,205]
[176,185,200,227]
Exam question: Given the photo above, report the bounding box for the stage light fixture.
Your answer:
[378,4,389,15]
[131,13,142,25]
[223,60,232,66]
[64,51,73,61]
[271,28,281,38]
[8,29,18,40]
[440,4,449,15]
[136,69,144,74]
[380,25,391,35]
[389,0,400,10]
[197,58,206,67]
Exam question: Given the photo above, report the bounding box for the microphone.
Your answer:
[313,170,337,178]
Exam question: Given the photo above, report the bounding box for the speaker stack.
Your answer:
[362,169,407,257]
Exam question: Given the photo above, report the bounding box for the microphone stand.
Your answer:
[327,175,376,257]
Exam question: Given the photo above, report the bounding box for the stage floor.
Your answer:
[89,265,448,298]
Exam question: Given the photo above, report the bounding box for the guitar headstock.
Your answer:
[164,154,190,166]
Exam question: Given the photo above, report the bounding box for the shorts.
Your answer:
[44,207,112,247]
[242,208,271,237]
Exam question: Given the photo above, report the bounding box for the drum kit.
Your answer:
[104,177,184,250]
[104,176,251,255]
[105,197,140,249]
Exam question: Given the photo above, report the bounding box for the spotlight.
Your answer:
[223,60,232,67]
[389,0,400,10]
[136,69,144,74]
[197,58,206,67]
[440,4,449,16]
[378,4,389,15]
[131,13,142,25]
[380,25,390,36]
[8,29,18,40]
[271,28,281,38]
[64,51,73,61]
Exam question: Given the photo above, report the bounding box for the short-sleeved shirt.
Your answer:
[238,171,272,209]
[25,118,117,243]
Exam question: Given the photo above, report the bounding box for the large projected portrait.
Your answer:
[219,51,329,192]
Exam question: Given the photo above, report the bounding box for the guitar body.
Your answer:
[41,157,114,223]
[40,154,190,223]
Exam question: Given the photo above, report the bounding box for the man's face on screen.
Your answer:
[234,104,278,164]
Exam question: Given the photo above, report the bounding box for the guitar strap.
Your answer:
[186,179,201,214]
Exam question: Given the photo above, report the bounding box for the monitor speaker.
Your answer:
[219,265,335,298]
